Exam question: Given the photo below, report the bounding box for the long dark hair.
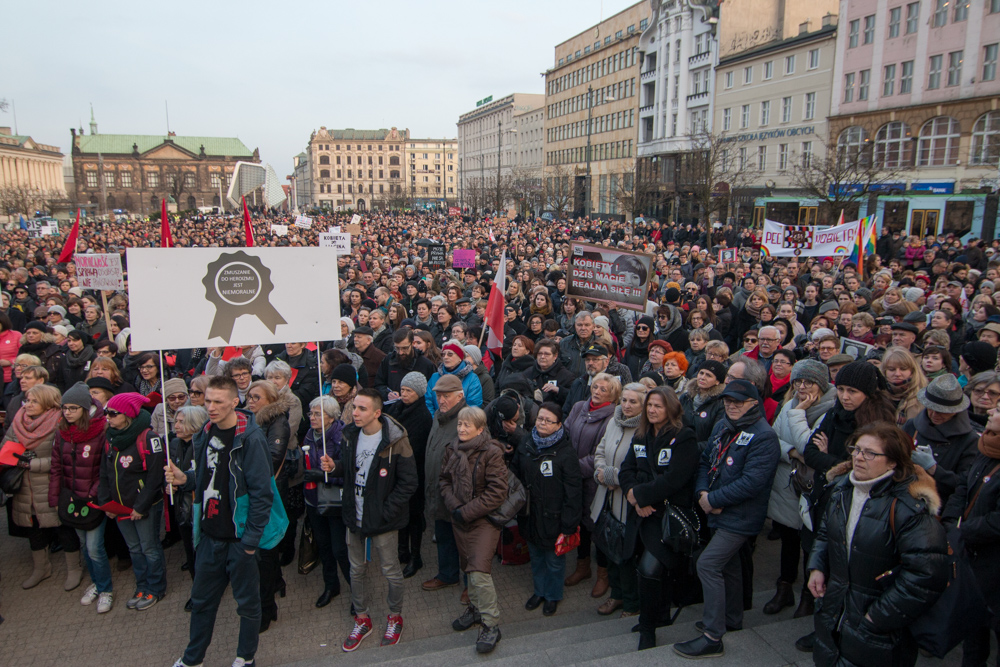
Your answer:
[636,386,684,436]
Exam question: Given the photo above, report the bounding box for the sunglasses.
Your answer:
[105,410,122,417]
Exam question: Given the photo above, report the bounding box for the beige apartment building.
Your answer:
[405,138,458,210]
[544,1,650,219]
[307,127,409,211]
[0,126,66,216]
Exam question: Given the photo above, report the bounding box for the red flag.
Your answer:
[160,199,174,248]
[57,209,81,263]
[242,196,255,247]
[483,250,507,370]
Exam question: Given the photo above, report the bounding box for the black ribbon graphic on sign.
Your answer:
[202,251,287,343]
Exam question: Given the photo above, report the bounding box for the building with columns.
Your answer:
[0,126,66,214]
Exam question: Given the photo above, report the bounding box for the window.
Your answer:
[147,171,159,188]
[640,18,648,29]
[319,155,329,165]
[758,146,767,170]
[917,116,961,165]
[953,0,969,21]
[808,49,820,69]
[743,66,752,84]
[844,72,855,102]
[725,71,734,88]
[864,15,876,43]
[121,171,132,188]
[889,6,901,37]
[985,44,999,81]
[760,101,771,125]
[838,126,871,165]
[739,147,748,169]
[104,172,115,188]
[319,169,330,179]
[785,55,795,74]
[906,2,920,33]
[184,173,195,188]
[849,19,860,48]
[722,108,732,131]
[764,61,773,79]
[881,64,896,96]
[933,0,947,26]
[859,69,871,100]
[615,30,622,38]
[778,144,789,170]
[804,92,816,119]
[947,51,963,86]
[740,104,750,128]
[801,141,813,167]
[781,96,792,122]
[900,60,914,92]
[875,120,913,167]
[85,171,98,188]
[928,54,943,88]
[971,111,1000,165]
[993,0,1000,12]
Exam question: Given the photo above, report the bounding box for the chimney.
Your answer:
[0,127,11,136]
[799,19,811,35]
[822,13,837,27]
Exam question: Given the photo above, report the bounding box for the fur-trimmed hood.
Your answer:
[826,459,942,516]
[682,378,726,401]
[254,400,288,426]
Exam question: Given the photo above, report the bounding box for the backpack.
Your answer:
[105,428,158,471]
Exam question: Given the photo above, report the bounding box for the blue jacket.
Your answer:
[182,410,288,550]
[696,408,780,536]
[425,361,483,412]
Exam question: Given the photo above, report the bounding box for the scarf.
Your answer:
[19,340,52,356]
[887,376,913,401]
[442,430,493,506]
[589,400,611,412]
[978,428,1000,458]
[746,299,763,320]
[846,468,896,555]
[613,404,641,430]
[60,412,107,444]
[10,407,61,451]
[532,425,565,450]
[770,371,791,397]
[66,344,95,369]
[137,376,158,396]
[107,409,152,451]
[438,361,473,381]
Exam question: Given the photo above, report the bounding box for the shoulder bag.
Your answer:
[593,490,638,565]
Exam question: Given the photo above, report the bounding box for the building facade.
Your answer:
[0,126,66,215]
[714,19,838,195]
[405,138,458,210]
[70,115,256,214]
[291,152,311,211]
[457,93,545,213]
[306,127,409,211]
[827,0,1000,239]
[544,1,649,218]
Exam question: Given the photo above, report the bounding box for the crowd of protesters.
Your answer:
[0,208,998,667]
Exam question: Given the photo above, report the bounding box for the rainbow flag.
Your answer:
[846,215,877,279]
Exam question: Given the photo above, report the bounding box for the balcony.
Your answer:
[641,69,657,81]
[688,50,712,66]
[686,90,710,102]
[640,104,654,114]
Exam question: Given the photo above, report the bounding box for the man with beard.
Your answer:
[375,329,435,402]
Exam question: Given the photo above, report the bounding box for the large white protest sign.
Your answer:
[271,224,288,236]
[319,232,351,254]
[26,219,59,238]
[761,218,860,259]
[350,214,361,226]
[74,253,124,291]
[294,215,313,229]
[126,247,341,350]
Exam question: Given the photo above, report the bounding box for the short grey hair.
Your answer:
[732,357,768,393]
[758,325,779,340]
[264,359,292,380]
[175,406,209,437]
[575,311,594,324]
[309,395,341,420]
[967,371,1000,395]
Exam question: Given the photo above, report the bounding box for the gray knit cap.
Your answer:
[903,287,925,302]
[61,382,94,409]
[790,359,831,393]
[400,371,428,397]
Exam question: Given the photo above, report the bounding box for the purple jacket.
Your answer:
[303,421,345,508]
[565,400,614,528]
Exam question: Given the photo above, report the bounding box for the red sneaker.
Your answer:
[342,616,373,652]
[381,614,404,646]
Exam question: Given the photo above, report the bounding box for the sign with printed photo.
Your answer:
[718,248,738,264]
[566,241,654,311]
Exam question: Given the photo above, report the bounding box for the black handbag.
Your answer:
[661,502,702,557]
[0,464,25,495]
[57,488,104,531]
[593,491,636,565]
[297,521,319,575]
[315,481,344,516]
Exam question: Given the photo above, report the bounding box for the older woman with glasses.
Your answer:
[170,405,209,611]
[966,370,1000,430]
[3,352,40,417]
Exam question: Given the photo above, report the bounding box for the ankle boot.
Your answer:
[793,585,815,618]
[591,567,609,598]
[564,557,591,586]
[22,548,52,589]
[64,551,83,591]
[762,580,795,615]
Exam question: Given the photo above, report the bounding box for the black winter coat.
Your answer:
[523,358,577,407]
[255,402,290,474]
[495,354,535,390]
[511,430,582,550]
[679,385,726,451]
[374,350,436,401]
[902,410,979,506]
[386,398,433,502]
[808,468,949,667]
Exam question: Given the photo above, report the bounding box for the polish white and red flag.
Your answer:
[483,250,507,370]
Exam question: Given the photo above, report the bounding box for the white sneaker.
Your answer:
[171,660,202,667]
[232,659,254,667]
[80,583,98,606]
[97,592,113,614]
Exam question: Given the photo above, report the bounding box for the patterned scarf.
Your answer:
[10,407,61,451]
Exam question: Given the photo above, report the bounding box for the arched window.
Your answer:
[389,156,400,166]
[837,126,870,166]
[319,169,330,179]
[874,122,912,168]
[319,155,330,165]
[917,116,961,166]
[971,111,1000,166]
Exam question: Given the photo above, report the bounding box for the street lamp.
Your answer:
[585,86,615,220]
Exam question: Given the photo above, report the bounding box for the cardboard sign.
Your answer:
[345,223,362,235]
[319,232,351,254]
[26,219,58,238]
[74,253,124,291]
[329,226,341,233]
[718,248,738,264]
[294,215,313,229]
[126,247,342,350]
[452,249,476,269]
[428,244,446,268]
[567,241,654,312]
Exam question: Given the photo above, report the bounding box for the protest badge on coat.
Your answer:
[126,247,341,351]
[74,253,124,291]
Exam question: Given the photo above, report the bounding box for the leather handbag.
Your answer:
[58,488,104,531]
[660,501,702,557]
[0,464,26,495]
[593,492,637,565]
[315,481,344,516]
[487,468,527,529]
[297,521,319,575]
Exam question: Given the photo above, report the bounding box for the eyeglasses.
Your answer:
[758,337,780,343]
[231,372,251,379]
[791,379,816,387]
[743,338,758,344]
[848,446,887,462]
[535,417,559,425]
[13,363,29,370]
[61,405,82,412]
[105,410,122,418]
[139,365,157,371]
[247,394,262,403]
[189,390,204,396]
[972,387,1000,400]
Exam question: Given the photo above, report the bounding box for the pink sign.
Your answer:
[452,249,476,269]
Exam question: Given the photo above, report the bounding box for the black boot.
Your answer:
[635,574,667,649]
[793,584,814,618]
[403,555,423,579]
[763,580,795,615]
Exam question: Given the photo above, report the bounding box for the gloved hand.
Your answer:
[911,446,936,470]
[452,508,464,525]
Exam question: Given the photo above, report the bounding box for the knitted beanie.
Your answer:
[25,320,48,333]
[61,382,93,408]
[593,315,610,331]
[903,287,925,302]
[699,360,727,384]
[163,378,188,397]
[463,345,483,365]
[961,341,999,375]
[106,392,150,419]
[834,360,886,397]
[854,287,873,303]
[790,358,832,393]
[442,341,466,359]
[400,371,428,397]
[637,315,655,330]
[330,363,358,389]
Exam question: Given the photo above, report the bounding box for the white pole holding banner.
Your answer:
[158,350,174,505]
[317,343,327,483]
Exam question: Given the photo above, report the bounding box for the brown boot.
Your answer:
[793,586,815,618]
[564,557,591,586]
[22,549,52,590]
[597,597,623,615]
[763,580,795,615]
[591,567,610,598]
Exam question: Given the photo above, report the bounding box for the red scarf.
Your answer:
[589,400,611,412]
[770,371,791,396]
[59,413,107,444]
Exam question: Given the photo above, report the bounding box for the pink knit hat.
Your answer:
[105,392,150,418]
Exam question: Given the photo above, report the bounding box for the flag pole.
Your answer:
[317,342,327,483]
[158,350,174,505]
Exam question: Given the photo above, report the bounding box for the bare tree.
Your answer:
[605,158,663,220]
[0,186,62,217]
[160,165,189,212]
[544,165,574,219]
[510,166,544,217]
[376,179,411,211]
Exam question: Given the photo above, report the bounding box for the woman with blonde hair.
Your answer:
[880,346,927,426]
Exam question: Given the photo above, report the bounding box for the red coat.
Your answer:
[48,406,108,507]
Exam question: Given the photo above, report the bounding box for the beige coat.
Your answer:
[2,429,60,528]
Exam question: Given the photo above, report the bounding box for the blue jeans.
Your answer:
[528,542,566,601]
[184,537,261,665]
[116,502,166,597]
[76,522,112,593]
[434,520,460,584]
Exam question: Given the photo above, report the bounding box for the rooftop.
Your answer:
[75,133,253,157]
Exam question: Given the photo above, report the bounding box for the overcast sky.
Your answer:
[3,0,637,176]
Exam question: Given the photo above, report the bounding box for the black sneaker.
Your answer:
[673,635,725,659]
[452,606,482,631]
[475,625,501,654]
